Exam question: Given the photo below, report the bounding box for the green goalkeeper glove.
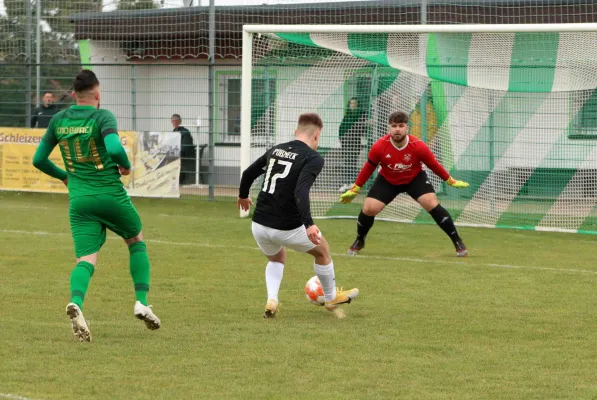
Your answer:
[340,184,361,204]
[446,176,469,189]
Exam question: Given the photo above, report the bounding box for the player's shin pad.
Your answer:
[339,184,361,204]
[446,176,469,189]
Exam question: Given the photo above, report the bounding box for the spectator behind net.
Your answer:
[31,91,60,128]
[171,114,196,185]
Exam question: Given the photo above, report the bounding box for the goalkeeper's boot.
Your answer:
[134,301,161,330]
[455,240,468,257]
[347,237,365,255]
[324,287,359,311]
[263,299,278,319]
[66,303,92,343]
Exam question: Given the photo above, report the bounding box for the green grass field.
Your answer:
[2,191,597,400]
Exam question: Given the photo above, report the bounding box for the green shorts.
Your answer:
[69,190,142,258]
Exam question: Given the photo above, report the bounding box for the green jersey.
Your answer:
[42,105,124,198]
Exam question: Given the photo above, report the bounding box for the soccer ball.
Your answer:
[304,275,325,306]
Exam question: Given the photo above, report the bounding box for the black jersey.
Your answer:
[239,140,324,230]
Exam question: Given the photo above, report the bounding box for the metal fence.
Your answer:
[3,0,597,199]
[1,62,243,199]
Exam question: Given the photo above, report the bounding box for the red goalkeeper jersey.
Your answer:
[355,134,450,187]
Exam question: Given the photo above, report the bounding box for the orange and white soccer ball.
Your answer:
[304,275,325,306]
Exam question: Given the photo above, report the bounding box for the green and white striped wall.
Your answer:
[250,32,597,233]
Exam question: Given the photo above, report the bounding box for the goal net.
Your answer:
[242,25,597,234]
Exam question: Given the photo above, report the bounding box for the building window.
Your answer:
[217,73,276,144]
[217,76,241,143]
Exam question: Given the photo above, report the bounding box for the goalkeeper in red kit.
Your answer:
[339,111,469,257]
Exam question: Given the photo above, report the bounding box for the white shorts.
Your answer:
[251,222,316,256]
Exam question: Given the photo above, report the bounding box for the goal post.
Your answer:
[240,29,253,219]
[240,24,597,234]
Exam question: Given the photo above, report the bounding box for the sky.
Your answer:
[0,0,363,16]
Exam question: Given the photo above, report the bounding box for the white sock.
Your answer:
[314,261,336,302]
[265,261,284,303]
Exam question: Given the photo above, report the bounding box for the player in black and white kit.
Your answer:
[238,113,359,318]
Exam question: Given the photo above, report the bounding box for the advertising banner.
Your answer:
[0,128,180,198]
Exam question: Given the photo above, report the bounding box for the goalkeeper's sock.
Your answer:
[314,261,336,302]
[265,261,284,303]
[70,261,95,310]
[129,241,150,306]
[357,211,375,239]
[429,205,461,243]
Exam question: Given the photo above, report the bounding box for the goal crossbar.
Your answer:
[243,23,597,34]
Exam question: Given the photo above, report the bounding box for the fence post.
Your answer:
[25,0,32,127]
[131,65,137,131]
[208,0,216,200]
[36,0,41,108]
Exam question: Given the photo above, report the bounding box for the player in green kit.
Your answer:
[32,70,160,342]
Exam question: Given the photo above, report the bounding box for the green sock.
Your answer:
[70,261,95,310]
[129,241,150,306]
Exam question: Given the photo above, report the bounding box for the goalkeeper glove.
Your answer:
[446,176,469,189]
[340,184,361,204]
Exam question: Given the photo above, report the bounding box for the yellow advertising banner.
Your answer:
[126,131,181,198]
[0,128,67,193]
[0,128,180,198]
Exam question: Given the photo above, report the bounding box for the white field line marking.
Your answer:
[157,213,204,220]
[1,229,596,276]
[2,204,50,210]
[0,393,41,400]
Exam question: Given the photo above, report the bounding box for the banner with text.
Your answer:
[0,128,181,198]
